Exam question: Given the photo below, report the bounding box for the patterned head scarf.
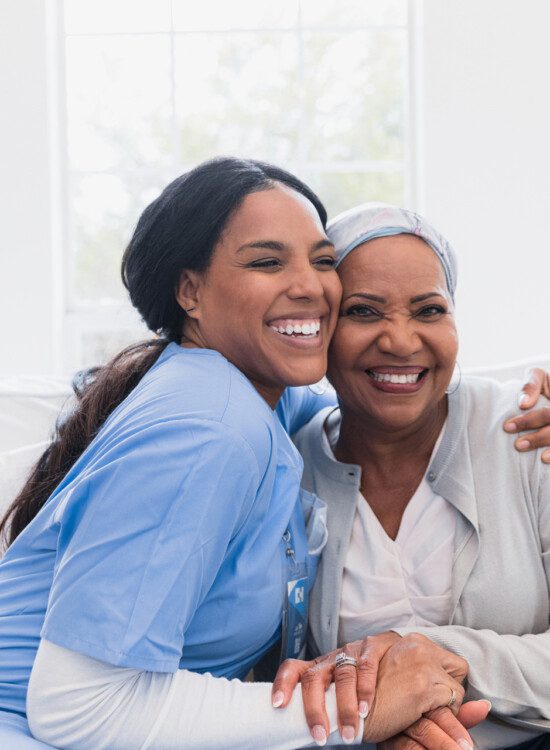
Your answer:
[327,202,458,301]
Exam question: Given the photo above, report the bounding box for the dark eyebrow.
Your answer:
[237,239,334,253]
[410,292,446,303]
[343,292,447,304]
[343,293,387,303]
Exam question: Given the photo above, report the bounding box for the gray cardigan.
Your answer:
[294,377,550,734]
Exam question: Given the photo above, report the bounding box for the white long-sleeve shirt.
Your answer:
[27,640,363,749]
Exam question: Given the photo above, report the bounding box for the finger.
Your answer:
[504,407,550,434]
[334,649,359,743]
[518,368,545,409]
[300,665,331,746]
[429,679,465,716]
[271,658,306,709]
[513,425,550,452]
[379,734,425,750]
[424,706,477,749]
[356,635,393,719]
[405,716,465,750]
[456,699,492,729]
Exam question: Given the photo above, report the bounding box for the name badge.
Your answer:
[280,529,309,660]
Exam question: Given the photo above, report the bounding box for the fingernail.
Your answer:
[504,421,516,432]
[342,726,355,744]
[516,439,530,450]
[272,690,284,708]
[482,699,493,711]
[519,393,530,407]
[312,725,327,746]
[358,700,369,718]
[458,741,474,750]
[542,452,550,464]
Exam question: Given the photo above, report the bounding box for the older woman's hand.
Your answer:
[504,367,550,463]
[361,633,469,744]
[378,700,491,750]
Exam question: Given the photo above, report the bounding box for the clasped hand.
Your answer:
[271,632,490,748]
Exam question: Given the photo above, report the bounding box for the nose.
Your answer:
[376,318,422,358]
[286,259,325,301]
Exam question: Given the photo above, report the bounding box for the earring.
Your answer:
[446,361,462,395]
[308,378,330,396]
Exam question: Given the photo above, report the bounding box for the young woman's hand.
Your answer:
[505,367,550,464]
[272,632,400,745]
[378,700,491,750]
[361,633,469,743]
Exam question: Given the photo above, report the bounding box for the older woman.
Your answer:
[292,204,550,749]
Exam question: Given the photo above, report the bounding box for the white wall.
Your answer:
[0,0,63,377]
[0,1,548,376]
[417,0,550,367]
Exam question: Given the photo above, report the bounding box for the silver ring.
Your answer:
[335,652,358,669]
[447,688,457,707]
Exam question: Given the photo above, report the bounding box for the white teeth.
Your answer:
[369,371,422,384]
[270,320,321,337]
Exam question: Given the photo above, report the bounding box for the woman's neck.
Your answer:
[334,398,448,474]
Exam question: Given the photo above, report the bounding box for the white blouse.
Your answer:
[324,424,458,646]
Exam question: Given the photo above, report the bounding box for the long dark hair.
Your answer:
[0,157,327,548]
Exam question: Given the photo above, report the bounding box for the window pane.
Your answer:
[302,30,407,162]
[300,0,407,28]
[64,0,172,35]
[174,33,301,164]
[171,0,299,31]
[308,171,405,218]
[66,35,172,173]
[70,173,166,302]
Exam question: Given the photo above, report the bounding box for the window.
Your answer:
[61,0,412,371]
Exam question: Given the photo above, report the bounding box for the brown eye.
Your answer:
[344,304,379,319]
[416,305,446,318]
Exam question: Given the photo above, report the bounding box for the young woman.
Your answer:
[0,161,479,749]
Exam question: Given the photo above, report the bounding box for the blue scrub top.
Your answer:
[0,344,334,717]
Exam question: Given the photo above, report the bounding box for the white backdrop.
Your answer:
[416,0,550,367]
[0,0,549,376]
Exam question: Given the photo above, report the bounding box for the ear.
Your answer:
[176,270,203,319]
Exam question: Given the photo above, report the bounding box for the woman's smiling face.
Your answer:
[328,234,458,430]
[178,183,342,406]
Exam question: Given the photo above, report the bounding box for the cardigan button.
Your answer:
[427,471,436,482]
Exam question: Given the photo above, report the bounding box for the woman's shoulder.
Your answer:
[451,375,548,470]
[108,344,277,467]
[458,375,541,422]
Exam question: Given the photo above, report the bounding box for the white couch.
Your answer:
[1,357,550,519]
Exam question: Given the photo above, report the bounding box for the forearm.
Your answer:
[392,625,550,721]
[27,640,361,749]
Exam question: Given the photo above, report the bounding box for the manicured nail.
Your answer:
[342,725,355,744]
[504,421,516,432]
[358,700,369,718]
[458,741,473,750]
[272,690,284,708]
[312,725,327,746]
[516,439,530,450]
[518,393,530,407]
